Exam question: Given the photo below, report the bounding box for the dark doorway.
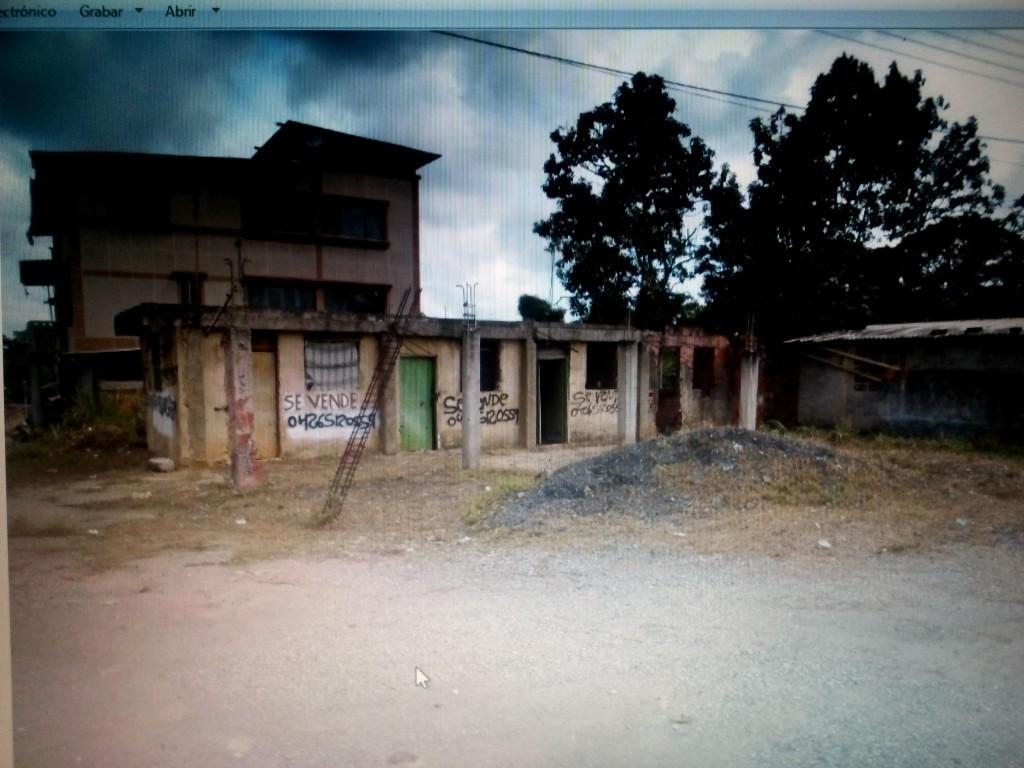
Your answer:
[656,347,682,433]
[537,357,568,444]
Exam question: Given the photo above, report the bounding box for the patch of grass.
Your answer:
[765,422,1024,458]
[462,471,537,527]
[8,395,144,465]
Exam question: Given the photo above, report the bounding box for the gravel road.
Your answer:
[11,541,1024,767]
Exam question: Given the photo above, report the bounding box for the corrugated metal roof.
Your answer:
[786,318,1024,343]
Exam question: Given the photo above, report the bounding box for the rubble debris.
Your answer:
[492,427,840,527]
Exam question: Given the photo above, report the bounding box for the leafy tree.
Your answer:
[698,54,1020,339]
[535,72,714,329]
[517,294,566,322]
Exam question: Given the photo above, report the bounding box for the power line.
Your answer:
[435,31,798,113]
[818,30,1024,90]
[439,30,1024,147]
[983,30,1024,46]
[931,31,1024,61]
[875,30,1024,77]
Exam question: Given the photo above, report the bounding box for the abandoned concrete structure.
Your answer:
[786,318,1024,439]
[25,120,748,473]
[115,306,665,465]
[115,303,743,467]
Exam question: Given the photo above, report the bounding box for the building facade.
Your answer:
[26,120,745,466]
[22,121,438,398]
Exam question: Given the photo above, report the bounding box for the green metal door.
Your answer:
[400,357,435,451]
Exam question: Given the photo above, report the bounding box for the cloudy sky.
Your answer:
[2,28,1023,333]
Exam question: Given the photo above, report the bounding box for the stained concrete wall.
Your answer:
[638,344,658,440]
[68,168,419,353]
[419,337,524,451]
[145,326,645,463]
[567,342,621,445]
[141,329,179,461]
[201,331,229,462]
[796,339,1024,437]
[277,333,382,459]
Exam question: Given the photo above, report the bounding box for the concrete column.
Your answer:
[520,335,537,450]
[174,327,190,466]
[461,328,481,469]
[380,336,401,455]
[224,325,261,490]
[185,328,206,465]
[636,341,655,441]
[739,350,760,430]
[617,341,638,446]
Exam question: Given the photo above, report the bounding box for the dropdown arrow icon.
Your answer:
[134,6,142,11]
[212,6,220,11]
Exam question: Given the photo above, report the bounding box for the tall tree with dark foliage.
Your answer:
[698,54,1022,340]
[535,72,713,329]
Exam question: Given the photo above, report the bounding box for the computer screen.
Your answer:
[2,3,1023,766]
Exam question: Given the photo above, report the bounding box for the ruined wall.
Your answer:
[567,342,621,444]
[679,347,732,427]
[654,329,734,432]
[200,331,228,462]
[797,339,1024,438]
[141,328,179,460]
[277,333,382,459]
[433,338,524,450]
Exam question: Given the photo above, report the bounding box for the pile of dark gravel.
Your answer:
[490,427,839,527]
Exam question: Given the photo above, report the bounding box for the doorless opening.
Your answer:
[537,355,568,445]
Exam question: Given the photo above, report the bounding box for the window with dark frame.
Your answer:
[585,342,617,390]
[692,346,715,392]
[320,197,387,242]
[480,340,500,392]
[172,271,204,307]
[304,339,359,391]
[247,281,316,312]
[323,283,388,315]
[241,190,386,244]
[244,193,316,236]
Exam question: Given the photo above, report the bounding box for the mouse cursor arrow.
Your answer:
[415,667,430,689]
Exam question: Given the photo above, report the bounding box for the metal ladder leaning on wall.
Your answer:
[315,287,415,527]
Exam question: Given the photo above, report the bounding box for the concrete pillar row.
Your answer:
[461,328,481,469]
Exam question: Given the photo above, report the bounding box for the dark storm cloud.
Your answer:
[278,31,445,111]
[0,31,259,153]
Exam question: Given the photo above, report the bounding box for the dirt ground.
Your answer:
[6,432,1024,766]
[7,429,1023,568]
